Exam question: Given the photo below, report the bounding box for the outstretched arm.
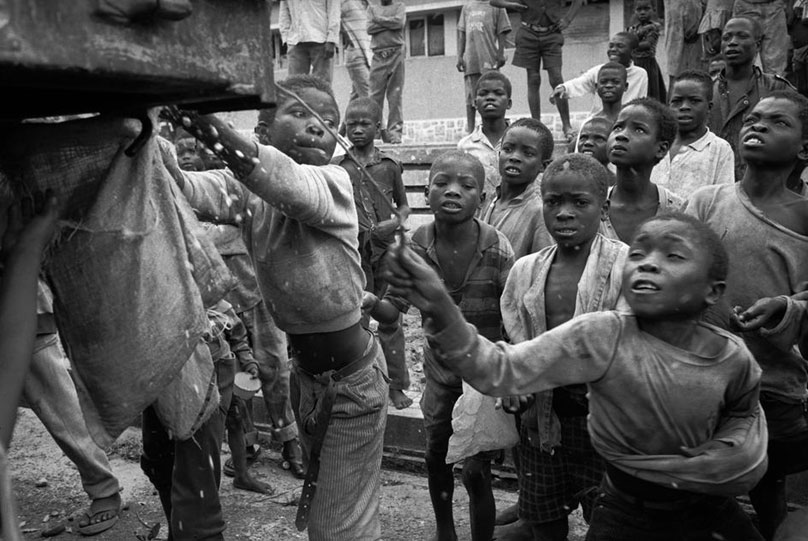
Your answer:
[490,0,527,11]
[0,193,58,447]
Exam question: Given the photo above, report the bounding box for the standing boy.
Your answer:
[169,74,388,540]
[492,0,583,141]
[551,32,648,121]
[335,97,413,409]
[457,0,512,133]
[684,91,808,540]
[368,0,407,144]
[481,118,555,259]
[366,151,514,541]
[279,0,341,83]
[650,70,735,198]
[384,212,768,541]
[602,98,684,243]
[501,153,626,541]
[457,71,514,200]
[663,0,704,89]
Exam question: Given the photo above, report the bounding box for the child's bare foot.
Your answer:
[389,389,413,409]
[233,475,274,495]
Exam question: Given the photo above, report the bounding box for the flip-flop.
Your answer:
[78,496,122,536]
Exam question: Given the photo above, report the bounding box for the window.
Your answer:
[409,14,445,57]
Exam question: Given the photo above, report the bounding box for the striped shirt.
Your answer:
[386,219,514,386]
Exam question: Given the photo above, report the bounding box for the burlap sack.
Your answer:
[0,115,233,445]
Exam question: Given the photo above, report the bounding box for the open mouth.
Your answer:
[503,166,521,176]
[631,279,660,292]
[554,227,578,236]
[440,201,463,212]
[743,134,764,147]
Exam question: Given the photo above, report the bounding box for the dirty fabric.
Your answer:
[0,116,229,445]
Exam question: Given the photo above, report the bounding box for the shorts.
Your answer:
[518,415,605,524]
[464,73,482,107]
[512,26,564,71]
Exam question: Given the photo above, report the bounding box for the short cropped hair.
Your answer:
[726,16,763,41]
[598,62,628,81]
[623,97,678,146]
[503,118,555,163]
[640,212,729,282]
[257,74,339,127]
[613,31,640,51]
[541,153,611,201]
[430,150,486,190]
[346,97,382,123]
[766,89,808,139]
[581,116,614,133]
[476,70,513,98]
[673,70,714,101]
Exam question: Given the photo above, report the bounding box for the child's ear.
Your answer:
[655,140,670,162]
[704,280,726,308]
[798,138,808,162]
[506,98,513,110]
[478,191,486,207]
[600,197,610,221]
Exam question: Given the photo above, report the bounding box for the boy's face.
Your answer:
[176,138,204,172]
[596,68,627,105]
[608,105,668,167]
[427,157,483,224]
[607,36,634,67]
[740,97,808,166]
[474,79,512,120]
[623,220,723,319]
[721,19,759,67]
[669,79,711,134]
[542,171,608,249]
[634,1,653,22]
[578,122,611,164]
[345,107,379,149]
[270,88,339,166]
[499,126,545,187]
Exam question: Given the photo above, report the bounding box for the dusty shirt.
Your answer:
[203,223,262,314]
[457,124,505,200]
[480,181,554,260]
[279,0,341,46]
[562,63,649,116]
[179,144,364,335]
[367,2,406,50]
[428,310,763,493]
[459,0,512,74]
[683,183,808,406]
[501,234,629,451]
[649,130,735,199]
[599,185,684,241]
[627,20,662,58]
[709,67,794,180]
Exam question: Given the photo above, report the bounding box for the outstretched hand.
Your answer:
[0,191,59,262]
[730,297,788,333]
[384,242,457,331]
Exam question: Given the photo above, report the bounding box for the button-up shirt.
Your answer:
[279,0,341,46]
[650,129,735,198]
[708,66,793,180]
[480,180,554,260]
[457,123,506,199]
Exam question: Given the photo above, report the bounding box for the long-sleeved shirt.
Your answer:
[649,129,735,199]
[178,144,365,336]
[428,310,765,495]
[501,234,628,452]
[367,1,406,50]
[279,0,341,46]
[683,183,808,414]
[480,181,554,260]
[561,63,648,116]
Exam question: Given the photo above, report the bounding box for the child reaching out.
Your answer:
[168,74,388,540]
[603,97,683,243]
[627,0,666,102]
[365,150,514,541]
[501,154,626,540]
[384,212,768,541]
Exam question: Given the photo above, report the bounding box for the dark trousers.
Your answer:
[140,356,234,541]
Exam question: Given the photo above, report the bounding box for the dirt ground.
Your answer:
[8,311,591,541]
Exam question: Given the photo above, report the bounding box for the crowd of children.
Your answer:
[2,1,808,541]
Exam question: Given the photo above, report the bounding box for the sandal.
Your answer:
[78,494,122,536]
